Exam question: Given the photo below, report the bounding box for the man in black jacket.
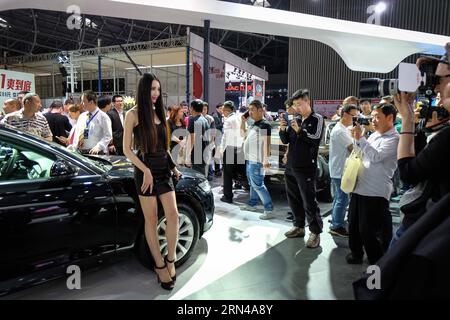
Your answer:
[280,89,324,249]
[44,100,72,146]
[213,103,224,176]
[107,95,125,156]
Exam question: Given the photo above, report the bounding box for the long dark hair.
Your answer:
[136,73,166,153]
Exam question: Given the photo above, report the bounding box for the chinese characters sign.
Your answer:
[0,70,35,105]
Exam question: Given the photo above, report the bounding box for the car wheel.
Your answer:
[138,203,200,269]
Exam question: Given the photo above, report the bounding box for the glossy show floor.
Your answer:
[4,178,400,300]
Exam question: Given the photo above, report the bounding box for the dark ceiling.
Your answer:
[0,0,290,74]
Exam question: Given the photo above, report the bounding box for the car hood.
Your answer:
[88,155,206,180]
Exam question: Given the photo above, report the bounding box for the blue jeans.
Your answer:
[330,178,349,229]
[246,161,273,212]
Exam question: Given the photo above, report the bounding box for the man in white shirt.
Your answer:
[241,100,274,219]
[219,101,244,203]
[328,104,359,237]
[347,103,399,265]
[69,90,112,155]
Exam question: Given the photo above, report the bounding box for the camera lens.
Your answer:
[360,78,399,98]
[359,78,380,99]
[380,79,399,97]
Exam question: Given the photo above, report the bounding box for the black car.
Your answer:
[0,124,214,296]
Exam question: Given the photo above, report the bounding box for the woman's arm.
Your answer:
[122,109,150,174]
[394,92,416,160]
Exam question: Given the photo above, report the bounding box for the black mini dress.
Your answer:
[134,122,176,197]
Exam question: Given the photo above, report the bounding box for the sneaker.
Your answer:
[233,183,243,189]
[329,227,349,238]
[259,211,274,220]
[306,233,321,248]
[284,227,305,238]
[285,212,294,222]
[220,196,233,204]
[345,253,363,264]
[285,215,294,222]
[242,204,261,211]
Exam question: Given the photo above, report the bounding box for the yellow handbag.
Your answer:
[340,149,363,194]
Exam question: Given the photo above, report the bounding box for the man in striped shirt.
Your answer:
[1,93,52,142]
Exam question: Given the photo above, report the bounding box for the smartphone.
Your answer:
[243,110,250,118]
[284,113,294,124]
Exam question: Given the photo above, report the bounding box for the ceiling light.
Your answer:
[0,17,9,28]
[375,2,387,13]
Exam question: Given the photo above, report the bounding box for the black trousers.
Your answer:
[115,146,124,156]
[223,146,244,200]
[212,146,221,172]
[348,193,393,265]
[285,167,323,234]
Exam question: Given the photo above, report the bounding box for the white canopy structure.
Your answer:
[2,0,449,73]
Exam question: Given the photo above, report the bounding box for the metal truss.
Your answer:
[0,2,290,74]
[1,36,188,65]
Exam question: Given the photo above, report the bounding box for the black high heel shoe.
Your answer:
[164,255,176,282]
[155,262,174,290]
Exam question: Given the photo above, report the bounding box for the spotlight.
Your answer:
[375,2,387,13]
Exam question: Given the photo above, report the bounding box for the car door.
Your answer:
[0,134,116,292]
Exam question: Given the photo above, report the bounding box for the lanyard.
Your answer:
[86,110,100,127]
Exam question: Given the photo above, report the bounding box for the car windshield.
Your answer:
[49,141,113,172]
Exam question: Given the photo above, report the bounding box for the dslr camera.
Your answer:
[359,59,440,99]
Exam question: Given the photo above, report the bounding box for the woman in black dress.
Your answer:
[123,73,181,290]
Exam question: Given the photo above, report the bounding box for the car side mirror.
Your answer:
[50,159,78,178]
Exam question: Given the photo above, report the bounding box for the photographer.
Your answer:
[353,81,450,300]
[280,89,324,249]
[328,104,359,237]
[347,103,399,265]
[393,52,450,237]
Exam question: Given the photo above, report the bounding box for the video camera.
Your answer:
[418,100,450,120]
[359,59,440,99]
[415,99,450,133]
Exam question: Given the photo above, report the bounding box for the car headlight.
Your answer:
[198,180,211,193]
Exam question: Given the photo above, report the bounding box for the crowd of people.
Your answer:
[1,46,449,296]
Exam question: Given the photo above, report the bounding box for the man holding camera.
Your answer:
[346,104,399,265]
[328,104,359,237]
[393,50,450,236]
[353,48,450,299]
[280,89,324,249]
